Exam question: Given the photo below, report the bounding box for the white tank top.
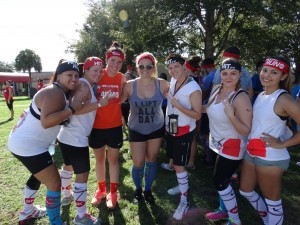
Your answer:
[7,86,66,156]
[207,87,246,160]
[247,89,290,161]
[57,78,97,147]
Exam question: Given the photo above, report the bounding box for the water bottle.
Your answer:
[48,140,56,155]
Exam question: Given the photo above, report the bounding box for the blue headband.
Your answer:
[56,61,79,75]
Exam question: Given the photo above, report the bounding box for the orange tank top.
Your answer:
[93,69,124,129]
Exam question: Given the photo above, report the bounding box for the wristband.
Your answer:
[67,105,75,114]
[97,102,102,108]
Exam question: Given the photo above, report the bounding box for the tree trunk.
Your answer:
[204,8,214,59]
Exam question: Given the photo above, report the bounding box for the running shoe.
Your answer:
[173,202,189,220]
[91,189,106,206]
[167,186,180,195]
[61,194,73,206]
[143,189,155,204]
[19,205,47,222]
[161,163,174,171]
[106,192,117,209]
[133,189,143,204]
[225,218,241,225]
[205,208,228,221]
[73,212,101,225]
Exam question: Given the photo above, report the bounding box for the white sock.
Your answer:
[23,185,38,213]
[265,198,283,225]
[74,182,88,218]
[219,185,241,224]
[239,190,268,225]
[176,171,188,204]
[60,169,73,198]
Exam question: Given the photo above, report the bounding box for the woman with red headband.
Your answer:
[57,57,107,225]
[239,55,300,225]
[89,42,127,209]
[121,52,169,204]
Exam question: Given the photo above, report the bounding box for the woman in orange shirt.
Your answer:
[89,42,126,209]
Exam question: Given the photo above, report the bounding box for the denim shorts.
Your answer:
[244,151,290,171]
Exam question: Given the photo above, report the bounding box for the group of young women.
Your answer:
[7,41,300,225]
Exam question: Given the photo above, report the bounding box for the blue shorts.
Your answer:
[244,151,290,171]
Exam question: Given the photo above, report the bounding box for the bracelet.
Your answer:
[97,102,102,108]
[67,105,75,114]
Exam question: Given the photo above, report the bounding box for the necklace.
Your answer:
[174,76,188,96]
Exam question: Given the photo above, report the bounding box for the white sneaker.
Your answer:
[19,205,47,221]
[173,202,189,220]
[61,193,74,206]
[167,186,180,195]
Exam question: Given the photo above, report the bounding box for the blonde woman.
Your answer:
[122,52,169,204]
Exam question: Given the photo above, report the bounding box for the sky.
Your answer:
[0,0,88,72]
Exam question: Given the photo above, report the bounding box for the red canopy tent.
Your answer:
[0,72,29,83]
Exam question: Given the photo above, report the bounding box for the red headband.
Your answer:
[185,61,199,72]
[137,53,156,65]
[263,58,289,74]
[201,64,215,69]
[83,59,104,71]
[106,49,125,63]
[223,52,240,59]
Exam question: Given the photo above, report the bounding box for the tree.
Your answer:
[15,49,42,97]
[0,61,14,72]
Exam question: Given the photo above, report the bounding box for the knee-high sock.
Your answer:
[74,183,87,218]
[218,185,240,224]
[265,198,283,225]
[23,185,39,213]
[218,197,228,212]
[144,162,157,191]
[23,175,41,213]
[46,190,62,225]
[176,171,188,204]
[239,190,268,225]
[60,169,73,198]
[132,166,144,190]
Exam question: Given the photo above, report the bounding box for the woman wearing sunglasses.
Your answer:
[122,52,169,204]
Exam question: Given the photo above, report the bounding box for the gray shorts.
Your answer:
[244,151,290,171]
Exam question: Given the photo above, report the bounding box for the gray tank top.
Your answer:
[128,79,164,135]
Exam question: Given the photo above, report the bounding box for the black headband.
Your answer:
[56,61,79,75]
[220,61,241,72]
[165,57,185,66]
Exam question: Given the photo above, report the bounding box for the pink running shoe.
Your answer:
[91,189,106,206]
[106,192,117,209]
[205,208,228,221]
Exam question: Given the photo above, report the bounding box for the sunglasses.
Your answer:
[138,64,154,70]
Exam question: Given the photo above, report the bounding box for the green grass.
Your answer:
[0,97,300,225]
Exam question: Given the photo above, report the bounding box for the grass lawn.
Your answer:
[0,96,300,225]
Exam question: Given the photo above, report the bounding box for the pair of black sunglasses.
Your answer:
[138,64,154,70]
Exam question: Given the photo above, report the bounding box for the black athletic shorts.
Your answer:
[166,129,195,166]
[89,125,123,149]
[6,100,14,111]
[128,126,165,142]
[58,141,90,174]
[12,151,53,174]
